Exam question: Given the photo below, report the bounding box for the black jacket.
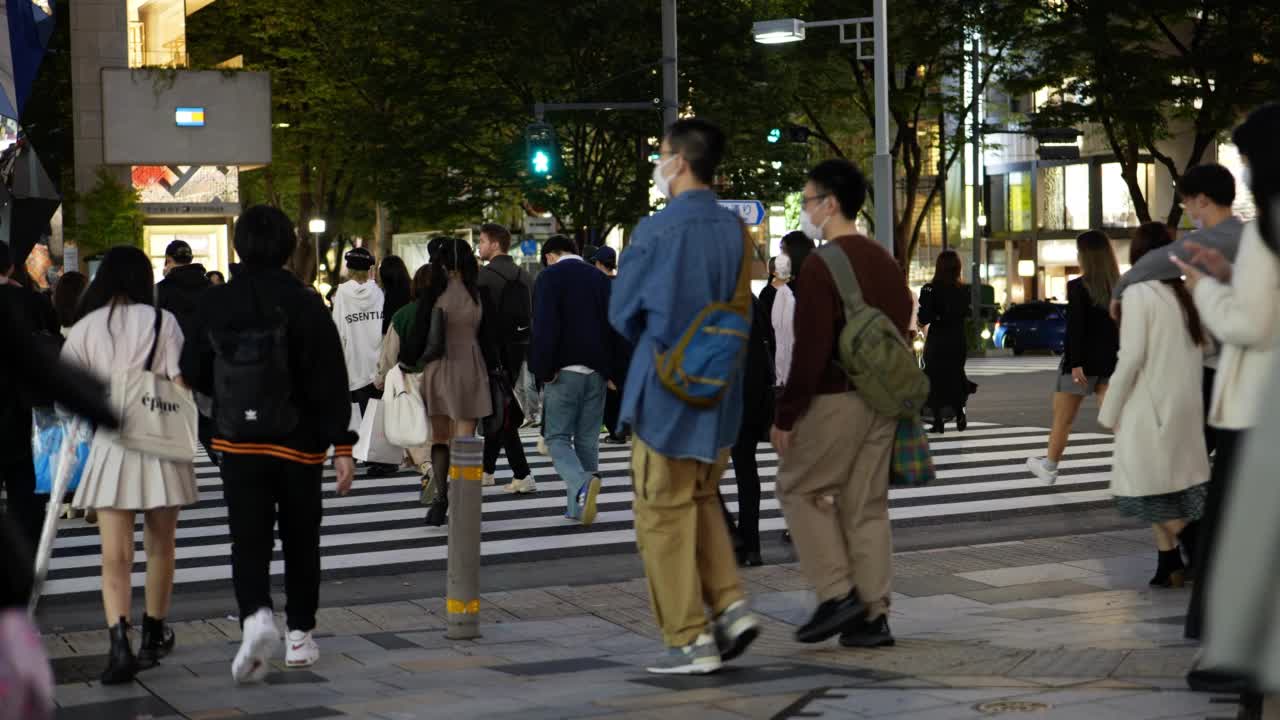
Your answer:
[156,263,211,338]
[1064,277,1120,378]
[477,255,533,380]
[180,266,358,461]
[739,295,776,441]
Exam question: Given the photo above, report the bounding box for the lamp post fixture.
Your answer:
[309,218,327,286]
[753,0,893,257]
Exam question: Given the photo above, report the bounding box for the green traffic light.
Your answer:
[532,150,551,175]
[767,128,781,144]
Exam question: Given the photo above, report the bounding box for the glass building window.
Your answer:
[1064,164,1089,229]
[1008,171,1032,232]
[1039,167,1065,230]
[1101,162,1151,228]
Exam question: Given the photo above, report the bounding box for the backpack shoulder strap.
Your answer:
[730,222,753,316]
[814,243,865,315]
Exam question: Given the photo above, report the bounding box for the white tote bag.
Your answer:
[383,364,428,448]
[353,399,403,465]
[112,308,198,462]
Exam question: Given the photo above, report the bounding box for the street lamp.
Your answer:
[309,218,327,286]
[753,1,893,257]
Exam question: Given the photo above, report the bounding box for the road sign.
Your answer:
[718,200,767,226]
[520,238,539,256]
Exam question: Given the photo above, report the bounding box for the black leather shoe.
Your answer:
[602,434,628,445]
[136,615,175,669]
[365,463,398,478]
[956,410,968,432]
[1186,665,1251,694]
[424,500,448,527]
[738,551,763,567]
[795,590,866,644]
[101,618,138,685]
[839,614,895,648]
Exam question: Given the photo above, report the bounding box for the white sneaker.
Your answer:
[285,630,319,668]
[536,437,549,456]
[1027,457,1059,486]
[482,472,496,487]
[505,477,538,494]
[231,608,280,684]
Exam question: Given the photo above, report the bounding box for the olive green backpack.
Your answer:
[814,244,930,418]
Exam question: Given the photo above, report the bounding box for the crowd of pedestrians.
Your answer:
[3,104,1280,711]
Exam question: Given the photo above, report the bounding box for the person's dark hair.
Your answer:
[542,234,577,259]
[234,205,297,267]
[781,230,814,281]
[206,270,225,284]
[480,223,512,253]
[379,255,411,335]
[0,241,11,276]
[53,271,89,328]
[410,263,432,299]
[931,250,963,288]
[1232,103,1280,255]
[77,245,154,327]
[400,236,480,364]
[808,159,868,220]
[666,117,726,185]
[1129,222,1204,346]
[1176,164,1236,208]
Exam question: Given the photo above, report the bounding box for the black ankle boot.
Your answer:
[101,617,138,685]
[930,411,944,434]
[1150,549,1186,588]
[1178,523,1199,575]
[137,614,175,669]
[424,443,450,527]
[956,409,968,432]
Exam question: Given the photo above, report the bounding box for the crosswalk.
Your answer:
[38,421,1116,597]
[964,355,1063,376]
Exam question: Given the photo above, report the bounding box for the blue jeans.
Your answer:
[543,370,606,518]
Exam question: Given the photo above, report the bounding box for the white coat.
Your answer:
[771,283,796,387]
[1193,222,1280,430]
[1098,281,1209,497]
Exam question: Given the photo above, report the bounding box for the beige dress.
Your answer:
[420,279,492,420]
[61,303,198,510]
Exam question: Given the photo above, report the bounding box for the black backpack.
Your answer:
[491,264,532,345]
[209,280,299,441]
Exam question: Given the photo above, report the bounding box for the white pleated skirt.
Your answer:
[71,432,198,510]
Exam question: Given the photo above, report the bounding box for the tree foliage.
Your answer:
[68,168,145,257]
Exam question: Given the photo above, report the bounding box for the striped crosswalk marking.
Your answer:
[38,421,1114,596]
[964,356,1063,376]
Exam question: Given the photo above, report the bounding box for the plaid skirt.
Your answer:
[1114,484,1209,523]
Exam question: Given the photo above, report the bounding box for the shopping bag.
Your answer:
[353,400,403,465]
[30,408,90,495]
[383,365,428,448]
[108,307,198,462]
[890,417,936,487]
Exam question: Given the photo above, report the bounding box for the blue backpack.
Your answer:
[654,224,754,408]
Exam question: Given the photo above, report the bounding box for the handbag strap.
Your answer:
[145,305,162,372]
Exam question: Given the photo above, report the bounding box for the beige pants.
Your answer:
[776,392,894,618]
[631,437,744,648]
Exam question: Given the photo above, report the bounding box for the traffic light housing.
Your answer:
[524,122,558,179]
[768,124,811,144]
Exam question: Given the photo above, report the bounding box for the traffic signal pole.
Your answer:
[662,0,678,130]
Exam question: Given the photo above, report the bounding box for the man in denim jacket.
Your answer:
[610,118,760,675]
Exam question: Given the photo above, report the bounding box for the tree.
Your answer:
[1007,1,1279,227]
[67,168,145,258]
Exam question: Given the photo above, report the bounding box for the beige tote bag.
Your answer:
[111,307,198,462]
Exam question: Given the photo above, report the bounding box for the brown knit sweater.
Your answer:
[774,234,913,431]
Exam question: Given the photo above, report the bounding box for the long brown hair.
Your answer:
[931,250,963,288]
[1130,222,1205,346]
[1076,230,1120,307]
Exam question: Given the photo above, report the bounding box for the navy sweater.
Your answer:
[529,258,615,383]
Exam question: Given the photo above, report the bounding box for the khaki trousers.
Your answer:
[776,392,894,617]
[631,437,744,648]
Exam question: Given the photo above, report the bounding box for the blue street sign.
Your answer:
[718,200,767,226]
[520,238,539,256]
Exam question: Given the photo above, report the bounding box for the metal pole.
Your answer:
[445,436,484,639]
[970,32,983,322]
[871,0,894,258]
[661,0,678,131]
[313,233,320,286]
[939,110,948,251]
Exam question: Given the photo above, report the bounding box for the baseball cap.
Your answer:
[593,246,617,268]
[345,247,375,271]
[164,240,193,262]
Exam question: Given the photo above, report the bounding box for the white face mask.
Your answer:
[652,156,677,199]
[774,254,792,280]
[799,207,829,240]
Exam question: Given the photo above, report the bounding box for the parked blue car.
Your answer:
[993,302,1067,355]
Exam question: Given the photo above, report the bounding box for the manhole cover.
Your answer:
[975,700,1053,714]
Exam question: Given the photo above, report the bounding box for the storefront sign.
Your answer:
[141,202,240,217]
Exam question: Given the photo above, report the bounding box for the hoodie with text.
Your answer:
[332,279,385,390]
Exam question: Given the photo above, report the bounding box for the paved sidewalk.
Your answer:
[44,529,1241,720]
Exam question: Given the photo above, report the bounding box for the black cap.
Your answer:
[345,247,375,271]
[165,239,193,263]
[593,246,617,268]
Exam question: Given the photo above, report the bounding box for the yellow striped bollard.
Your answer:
[445,436,484,639]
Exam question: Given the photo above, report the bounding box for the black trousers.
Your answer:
[1202,367,1217,457]
[221,454,324,632]
[483,419,531,479]
[1185,427,1243,641]
[604,385,624,437]
[0,459,41,570]
[729,438,762,554]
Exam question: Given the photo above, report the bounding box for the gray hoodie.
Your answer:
[332,278,385,391]
[1114,216,1246,299]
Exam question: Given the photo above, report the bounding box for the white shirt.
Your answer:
[62,303,185,381]
[771,283,796,387]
